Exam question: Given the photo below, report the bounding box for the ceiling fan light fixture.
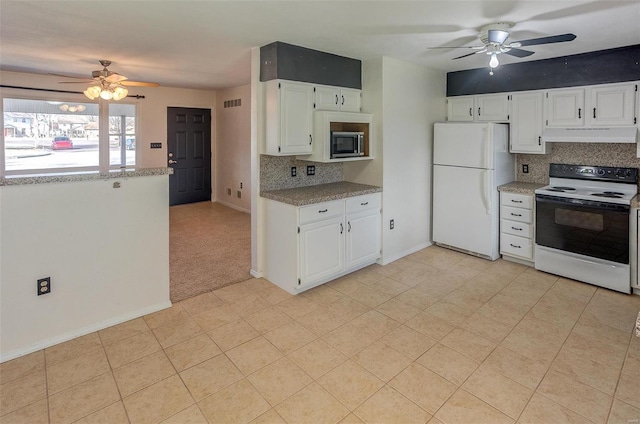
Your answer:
[84,85,101,100]
[489,53,499,69]
[112,86,128,101]
[99,89,113,100]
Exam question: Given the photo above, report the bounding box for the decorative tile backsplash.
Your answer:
[517,143,640,185]
[260,155,344,191]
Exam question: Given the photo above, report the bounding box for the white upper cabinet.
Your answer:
[510,92,547,154]
[447,94,509,122]
[314,86,361,112]
[587,83,636,126]
[475,94,510,122]
[447,96,474,121]
[265,80,314,155]
[546,88,585,127]
[546,82,637,128]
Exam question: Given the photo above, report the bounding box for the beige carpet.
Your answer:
[170,201,251,302]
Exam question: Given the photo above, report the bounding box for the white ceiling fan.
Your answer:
[53,60,159,100]
[431,23,577,75]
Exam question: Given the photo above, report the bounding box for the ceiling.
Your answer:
[1,1,639,91]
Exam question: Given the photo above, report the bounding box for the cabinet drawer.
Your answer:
[300,200,345,225]
[501,219,533,238]
[501,233,533,259]
[501,205,533,223]
[501,192,533,209]
[346,193,381,214]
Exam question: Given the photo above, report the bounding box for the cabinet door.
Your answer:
[340,89,361,112]
[315,86,340,111]
[279,81,314,154]
[345,210,381,270]
[546,88,585,127]
[299,216,345,287]
[476,94,509,122]
[447,96,474,121]
[588,83,636,126]
[510,92,546,154]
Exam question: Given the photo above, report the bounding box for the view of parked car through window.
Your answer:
[3,98,136,173]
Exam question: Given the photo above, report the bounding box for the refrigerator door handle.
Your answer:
[483,126,491,169]
[482,170,492,215]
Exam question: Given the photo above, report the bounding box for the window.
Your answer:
[2,95,136,175]
[109,103,136,167]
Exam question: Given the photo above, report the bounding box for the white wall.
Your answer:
[215,84,251,212]
[347,57,446,264]
[0,176,171,361]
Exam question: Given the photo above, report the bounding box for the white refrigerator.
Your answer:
[432,122,514,260]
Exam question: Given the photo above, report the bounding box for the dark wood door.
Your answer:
[167,107,212,206]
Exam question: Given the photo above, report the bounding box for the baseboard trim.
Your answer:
[250,269,263,278]
[0,301,172,363]
[378,241,432,266]
[214,199,250,214]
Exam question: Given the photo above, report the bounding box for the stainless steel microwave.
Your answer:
[330,131,365,159]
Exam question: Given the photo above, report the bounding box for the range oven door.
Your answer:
[535,194,630,264]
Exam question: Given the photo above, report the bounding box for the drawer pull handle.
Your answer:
[511,200,523,203]
[318,209,328,213]
[510,243,521,249]
[511,213,522,217]
[340,223,343,234]
[360,202,369,206]
[511,227,523,231]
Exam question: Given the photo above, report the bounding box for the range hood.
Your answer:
[541,127,638,143]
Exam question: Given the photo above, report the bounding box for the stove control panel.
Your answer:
[549,163,638,183]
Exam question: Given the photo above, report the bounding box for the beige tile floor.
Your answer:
[2,245,640,424]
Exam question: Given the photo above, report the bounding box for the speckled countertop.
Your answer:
[0,167,173,186]
[498,181,545,196]
[261,181,382,206]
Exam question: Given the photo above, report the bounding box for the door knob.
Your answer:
[169,159,177,164]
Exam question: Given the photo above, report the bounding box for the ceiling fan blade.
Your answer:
[105,73,128,83]
[452,50,484,60]
[488,29,509,44]
[503,48,535,58]
[120,81,160,87]
[428,46,480,50]
[516,33,576,46]
[58,81,96,84]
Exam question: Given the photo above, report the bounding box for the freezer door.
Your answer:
[432,165,499,259]
[434,122,493,169]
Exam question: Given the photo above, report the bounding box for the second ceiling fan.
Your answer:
[432,23,576,74]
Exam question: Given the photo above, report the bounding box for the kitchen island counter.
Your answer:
[261,181,381,206]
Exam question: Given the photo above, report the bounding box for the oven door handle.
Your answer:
[482,170,491,215]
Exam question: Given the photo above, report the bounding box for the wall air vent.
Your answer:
[223,99,242,108]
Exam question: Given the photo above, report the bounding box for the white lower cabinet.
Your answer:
[264,193,381,294]
[500,192,535,264]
